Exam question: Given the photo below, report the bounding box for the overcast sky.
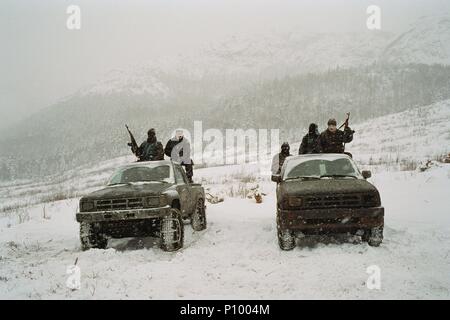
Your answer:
[1,0,449,129]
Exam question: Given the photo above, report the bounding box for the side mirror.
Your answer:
[362,170,372,179]
[271,175,282,183]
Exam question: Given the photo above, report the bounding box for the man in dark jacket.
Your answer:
[318,118,354,153]
[164,129,194,183]
[271,142,292,175]
[136,128,164,161]
[299,123,320,154]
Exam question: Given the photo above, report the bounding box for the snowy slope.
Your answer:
[350,99,450,166]
[77,32,393,96]
[77,14,450,97]
[382,15,450,65]
[3,14,450,184]
[1,99,448,215]
[80,69,171,97]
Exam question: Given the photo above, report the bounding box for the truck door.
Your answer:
[174,165,192,216]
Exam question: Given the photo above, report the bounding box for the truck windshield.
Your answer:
[284,158,360,180]
[108,165,174,185]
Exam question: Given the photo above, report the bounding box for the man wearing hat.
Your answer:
[317,118,354,154]
[135,128,164,161]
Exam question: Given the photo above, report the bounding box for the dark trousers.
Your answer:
[182,163,193,183]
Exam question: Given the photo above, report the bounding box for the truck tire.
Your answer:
[80,222,108,250]
[367,226,383,247]
[160,208,184,252]
[191,199,207,231]
[276,212,295,250]
[278,229,296,251]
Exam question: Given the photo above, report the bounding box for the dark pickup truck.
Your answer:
[76,160,206,251]
[272,154,384,250]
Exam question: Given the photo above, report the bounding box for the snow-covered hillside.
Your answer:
[350,99,450,166]
[81,69,171,97]
[1,100,448,215]
[2,14,450,183]
[382,15,450,65]
[77,15,450,96]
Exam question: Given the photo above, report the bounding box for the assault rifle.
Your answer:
[338,113,355,152]
[338,112,351,130]
[125,125,139,157]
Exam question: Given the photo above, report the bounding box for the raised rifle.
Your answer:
[338,113,355,151]
[125,124,139,156]
[338,112,351,130]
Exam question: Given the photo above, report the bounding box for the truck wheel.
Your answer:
[160,208,184,252]
[367,226,383,247]
[191,199,207,231]
[80,222,108,250]
[276,210,295,250]
[276,214,295,250]
[278,229,296,251]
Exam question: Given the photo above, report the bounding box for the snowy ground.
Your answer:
[0,160,449,299]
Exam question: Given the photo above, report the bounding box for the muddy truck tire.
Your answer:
[191,199,207,231]
[278,229,296,251]
[160,208,184,252]
[277,213,295,250]
[367,226,383,247]
[80,222,108,250]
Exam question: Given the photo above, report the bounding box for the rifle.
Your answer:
[338,112,351,130]
[125,124,139,156]
[338,113,355,151]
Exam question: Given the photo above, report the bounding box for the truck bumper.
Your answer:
[278,207,384,232]
[76,206,172,223]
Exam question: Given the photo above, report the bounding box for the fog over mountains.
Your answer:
[1,14,450,181]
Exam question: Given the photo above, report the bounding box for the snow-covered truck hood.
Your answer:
[81,182,174,200]
[279,179,379,197]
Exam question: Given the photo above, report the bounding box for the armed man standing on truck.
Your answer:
[133,128,164,161]
[299,123,320,154]
[318,116,354,154]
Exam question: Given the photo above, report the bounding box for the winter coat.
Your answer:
[271,152,291,175]
[317,127,354,153]
[137,138,164,161]
[164,137,192,165]
[299,133,320,154]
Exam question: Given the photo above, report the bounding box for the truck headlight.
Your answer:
[80,201,94,212]
[363,193,380,207]
[144,195,168,208]
[288,197,303,208]
[144,196,160,207]
[159,194,168,207]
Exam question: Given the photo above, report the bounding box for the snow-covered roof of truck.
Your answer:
[119,160,175,168]
[287,153,352,161]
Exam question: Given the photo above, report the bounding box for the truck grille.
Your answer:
[306,217,361,225]
[94,198,144,211]
[304,194,362,208]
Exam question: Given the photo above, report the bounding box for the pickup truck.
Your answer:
[272,154,384,250]
[76,160,206,251]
